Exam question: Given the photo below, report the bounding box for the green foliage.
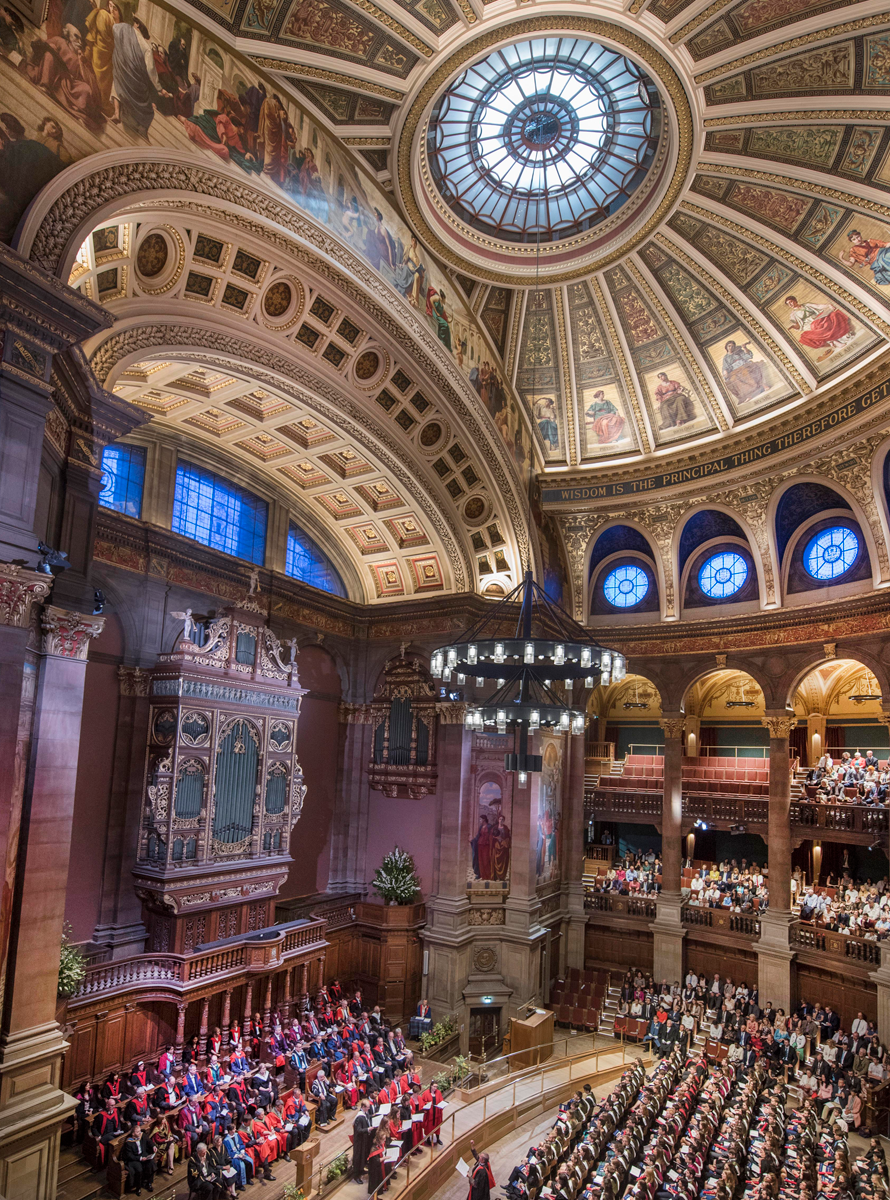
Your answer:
[324,1152,350,1185]
[418,1014,457,1053]
[58,922,86,998]
[371,846,420,905]
[283,1186,306,1200]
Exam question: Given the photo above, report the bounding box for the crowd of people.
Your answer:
[71,980,432,1196]
[805,750,890,805]
[504,1045,889,1200]
[797,874,890,940]
[586,852,663,896]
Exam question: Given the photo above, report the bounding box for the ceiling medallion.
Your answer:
[397,17,693,286]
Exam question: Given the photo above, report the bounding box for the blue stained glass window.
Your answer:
[804,526,859,580]
[286,523,346,597]
[99,444,146,517]
[603,563,649,608]
[172,461,267,565]
[699,551,748,599]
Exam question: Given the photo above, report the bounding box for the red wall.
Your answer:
[364,790,437,900]
[284,645,342,897]
[64,616,124,943]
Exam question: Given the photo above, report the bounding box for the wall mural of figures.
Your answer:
[0,0,531,467]
[469,778,511,883]
[536,736,563,885]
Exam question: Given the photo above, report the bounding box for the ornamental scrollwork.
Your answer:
[761,716,797,738]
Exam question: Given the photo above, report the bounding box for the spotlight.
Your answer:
[729,823,748,835]
[693,819,708,831]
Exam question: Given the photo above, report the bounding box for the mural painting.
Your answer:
[582,384,634,456]
[767,281,872,371]
[536,737,563,885]
[704,329,791,413]
[829,214,890,294]
[0,0,531,471]
[469,779,511,883]
[640,362,713,444]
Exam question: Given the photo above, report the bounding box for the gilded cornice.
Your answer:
[703,110,890,128]
[395,15,694,286]
[248,58,403,100]
[341,137,392,146]
[680,201,890,338]
[695,13,890,85]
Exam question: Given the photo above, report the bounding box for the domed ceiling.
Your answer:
[207,0,890,472]
[6,0,890,515]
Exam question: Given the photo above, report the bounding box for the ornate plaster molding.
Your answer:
[0,564,52,629]
[119,665,151,697]
[761,716,798,738]
[41,605,105,659]
[660,717,686,739]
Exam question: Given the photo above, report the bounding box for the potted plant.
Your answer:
[58,922,86,998]
[372,847,420,906]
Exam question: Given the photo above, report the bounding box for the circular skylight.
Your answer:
[603,564,649,608]
[428,38,661,243]
[804,526,859,581]
[699,551,748,599]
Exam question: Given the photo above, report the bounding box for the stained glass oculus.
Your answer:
[603,563,649,608]
[699,551,748,599]
[803,526,859,581]
[429,38,661,243]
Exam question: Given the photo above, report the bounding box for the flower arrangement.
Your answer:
[372,846,420,905]
[419,1014,458,1053]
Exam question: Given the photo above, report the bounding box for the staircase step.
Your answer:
[55,1172,104,1200]
[58,1157,92,1185]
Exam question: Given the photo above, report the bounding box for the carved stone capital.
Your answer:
[0,562,52,629]
[823,642,837,660]
[660,717,685,740]
[715,653,727,668]
[436,701,469,725]
[118,665,151,696]
[41,605,105,659]
[761,716,797,739]
[339,702,373,725]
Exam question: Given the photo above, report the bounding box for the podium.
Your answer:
[509,1009,554,1069]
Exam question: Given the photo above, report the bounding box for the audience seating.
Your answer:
[599,754,771,798]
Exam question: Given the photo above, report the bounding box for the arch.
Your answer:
[677,661,774,716]
[781,510,871,600]
[590,551,659,617]
[583,518,667,622]
[671,504,770,611]
[767,475,883,595]
[784,650,890,713]
[16,153,535,581]
[870,433,890,571]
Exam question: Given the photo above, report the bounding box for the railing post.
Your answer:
[175,1001,187,1061]
[198,995,210,1055]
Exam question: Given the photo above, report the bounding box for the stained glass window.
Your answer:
[172,461,267,564]
[804,526,859,580]
[699,551,748,599]
[429,38,660,242]
[99,444,146,517]
[603,563,649,608]
[286,523,346,596]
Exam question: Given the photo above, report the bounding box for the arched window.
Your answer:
[804,526,859,581]
[699,551,748,599]
[99,444,146,517]
[602,564,649,608]
[172,460,267,564]
[286,523,345,596]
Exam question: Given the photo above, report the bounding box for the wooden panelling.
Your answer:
[684,939,758,990]
[795,962,876,1032]
[584,926,653,973]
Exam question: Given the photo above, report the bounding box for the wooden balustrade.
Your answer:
[69,916,327,1004]
[583,893,657,919]
[681,907,761,937]
[790,922,883,966]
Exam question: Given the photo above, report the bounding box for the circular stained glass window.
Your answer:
[804,526,859,580]
[603,563,649,608]
[699,551,748,599]
[429,37,661,243]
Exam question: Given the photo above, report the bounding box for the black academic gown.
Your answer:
[352,1111,371,1179]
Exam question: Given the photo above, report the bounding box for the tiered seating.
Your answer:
[682,757,770,796]
[598,755,664,792]
[550,968,608,1031]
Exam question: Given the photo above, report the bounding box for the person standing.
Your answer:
[352,1098,372,1182]
[468,1141,495,1200]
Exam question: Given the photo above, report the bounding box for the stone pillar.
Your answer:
[561,726,587,970]
[222,989,232,1030]
[806,714,826,769]
[0,604,103,1200]
[757,715,796,1013]
[175,1003,187,1059]
[870,965,890,1044]
[243,981,253,1027]
[199,997,210,1055]
[650,717,685,984]
[93,666,151,957]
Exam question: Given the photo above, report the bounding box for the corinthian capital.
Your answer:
[0,562,52,629]
[660,717,685,740]
[118,665,151,696]
[761,716,797,739]
[41,605,104,659]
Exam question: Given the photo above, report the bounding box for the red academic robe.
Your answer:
[266,1110,289,1155]
[410,1094,425,1149]
[250,1117,278,1164]
[422,1087,443,1139]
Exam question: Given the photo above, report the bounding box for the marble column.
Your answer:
[757,714,796,1013]
[650,716,685,984]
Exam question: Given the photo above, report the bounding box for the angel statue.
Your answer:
[169,608,195,642]
[248,568,261,596]
[285,637,299,664]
